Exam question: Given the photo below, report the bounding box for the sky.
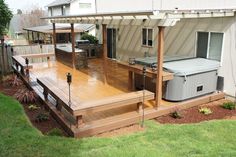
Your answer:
[5,0,53,14]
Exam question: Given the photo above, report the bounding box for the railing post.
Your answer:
[76,115,83,128]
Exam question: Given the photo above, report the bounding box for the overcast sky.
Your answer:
[5,0,53,14]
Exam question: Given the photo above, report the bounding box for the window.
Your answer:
[196,32,224,61]
[49,7,53,16]
[79,3,92,9]
[61,5,66,15]
[142,28,153,47]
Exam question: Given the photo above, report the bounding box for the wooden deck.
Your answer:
[13,55,225,137]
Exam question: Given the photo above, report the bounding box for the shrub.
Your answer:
[221,102,236,110]
[81,33,98,44]
[170,110,182,119]
[199,107,213,115]
[35,112,49,123]
[47,128,63,136]
[28,104,40,111]
[15,89,37,104]
[4,75,22,87]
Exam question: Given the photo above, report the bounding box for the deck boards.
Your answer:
[31,59,129,102]
[30,58,153,123]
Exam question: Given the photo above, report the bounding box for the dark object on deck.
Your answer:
[76,40,90,48]
[67,73,72,84]
[129,58,135,65]
[217,76,224,91]
[25,58,29,65]
[67,73,72,107]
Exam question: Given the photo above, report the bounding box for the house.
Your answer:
[45,0,236,99]
[11,0,236,137]
[47,0,96,16]
[20,0,97,44]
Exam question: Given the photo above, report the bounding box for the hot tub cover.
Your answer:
[135,55,191,66]
[163,58,220,76]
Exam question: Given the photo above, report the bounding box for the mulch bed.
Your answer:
[0,76,68,136]
[156,99,236,124]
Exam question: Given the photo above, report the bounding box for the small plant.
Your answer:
[35,112,49,123]
[4,75,22,87]
[170,111,182,119]
[199,107,213,115]
[47,128,63,136]
[221,102,236,110]
[28,104,40,111]
[15,88,37,104]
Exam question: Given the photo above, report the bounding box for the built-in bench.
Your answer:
[37,77,155,130]
[12,56,33,75]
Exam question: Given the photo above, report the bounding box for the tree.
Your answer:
[17,9,22,15]
[0,0,13,36]
[20,6,47,29]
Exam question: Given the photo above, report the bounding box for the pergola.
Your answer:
[42,10,235,108]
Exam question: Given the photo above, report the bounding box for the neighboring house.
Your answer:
[46,0,236,98]
[42,0,97,43]
[47,0,96,16]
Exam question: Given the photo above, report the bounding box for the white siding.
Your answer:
[97,0,153,13]
[49,5,70,16]
[159,0,236,10]
[97,0,236,13]
[51,6,63,16]
[70,0,96,15]
[218,16,236,97]
[107,16,236,96]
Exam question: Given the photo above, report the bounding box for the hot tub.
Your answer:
[163,58,220,101]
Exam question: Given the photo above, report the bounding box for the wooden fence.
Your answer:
[0,44,54,76]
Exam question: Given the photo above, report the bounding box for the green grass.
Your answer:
[0,93,236,157]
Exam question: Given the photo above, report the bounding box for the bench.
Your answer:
[12,56,33,75]
[72,90,154,129]
[37,77,155,129]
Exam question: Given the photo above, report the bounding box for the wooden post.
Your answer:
[27,31,30,43]
[52,23,56,53]
[128,71,134,91]
[37,32,40,43]
[0,39,4,79]
[76,115,83,128]
[156,26,165,109]
[71,23,76,69]
[137,102,142,113]
[32,32,34,43]
[102,24,107,83]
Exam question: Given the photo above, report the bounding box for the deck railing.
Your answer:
[0,44,55,75]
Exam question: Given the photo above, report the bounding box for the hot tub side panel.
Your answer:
[164,70,218,101]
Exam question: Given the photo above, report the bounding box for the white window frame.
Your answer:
[195,31,224,63]
[141,28,154,47]
[79,3,92,9]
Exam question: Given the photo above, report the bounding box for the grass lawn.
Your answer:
[0,93,236,157]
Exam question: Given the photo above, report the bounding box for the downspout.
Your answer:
[95,0,97,13]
